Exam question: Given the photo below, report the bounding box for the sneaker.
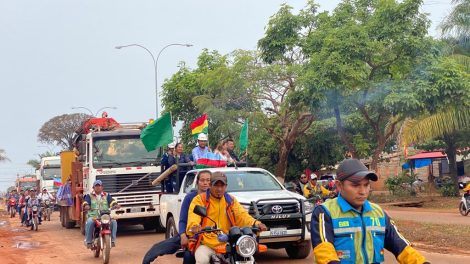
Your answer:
[111,242,116,247]
[84,241,92,249]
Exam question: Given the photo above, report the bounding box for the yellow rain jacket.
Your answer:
[186,190,260,250]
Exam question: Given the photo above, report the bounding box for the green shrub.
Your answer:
[385,170,418,196]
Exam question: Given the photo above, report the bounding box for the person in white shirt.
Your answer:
[38,188,54,201]
[191,133,210,162]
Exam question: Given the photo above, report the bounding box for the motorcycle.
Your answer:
[8,197,17,218]
[29,205,40,231]
[89,209,114,264]
[189,205,268,264]
[42,200,53,221]
[459,193,470,216]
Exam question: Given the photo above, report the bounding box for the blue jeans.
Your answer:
[142,235,195,264]
[85,218,117,244]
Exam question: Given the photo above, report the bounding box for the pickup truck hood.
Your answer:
[229,190,305,204]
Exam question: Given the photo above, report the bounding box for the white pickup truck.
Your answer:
[159,167,313,259]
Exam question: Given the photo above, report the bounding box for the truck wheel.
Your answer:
[165,216,176,239]
[285,240,311,259]
[155,216,166,233]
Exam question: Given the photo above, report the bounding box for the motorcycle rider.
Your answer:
[463,183,470,206]
[82,180,120,249]
[38,188,54,201]
[142,170,212,264]
[187,172,268,264]
[311,159,428,264]
[27,189,42,225]
[303,173,332,202]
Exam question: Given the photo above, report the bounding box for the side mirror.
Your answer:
[193,205,207,217]
[78,140,86,155]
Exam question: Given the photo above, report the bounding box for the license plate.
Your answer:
[270,227,287,236]
[130,207,141,213]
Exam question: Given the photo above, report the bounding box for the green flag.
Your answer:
[239,119,248,154]
[140,112,173,152]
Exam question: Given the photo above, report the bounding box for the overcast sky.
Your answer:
[0,0,452,190]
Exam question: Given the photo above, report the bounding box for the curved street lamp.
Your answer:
[115,43,193,118]
[71,106,117,117]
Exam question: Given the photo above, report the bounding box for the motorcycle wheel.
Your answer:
[93,238,101,258]
[459,202,469,216]
[102,234,111,264]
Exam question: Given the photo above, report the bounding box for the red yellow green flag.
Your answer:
[190,114,208,138]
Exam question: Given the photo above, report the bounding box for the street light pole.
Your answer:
[115,43,192,118]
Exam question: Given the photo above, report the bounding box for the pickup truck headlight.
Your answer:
[303,200,313,214]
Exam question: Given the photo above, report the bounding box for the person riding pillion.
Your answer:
[311,159,429,264]
[303,173,331,201]
[186,172,268,264]
[83,180,120,248]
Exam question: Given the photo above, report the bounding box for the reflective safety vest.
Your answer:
[88,193,111,218]
[321,198,386,263]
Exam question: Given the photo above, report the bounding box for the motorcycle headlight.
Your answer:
[303,200,313,215]
[101,214,111,224]
[236,235,257,258]
[32,205,38,211]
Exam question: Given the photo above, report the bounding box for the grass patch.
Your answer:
[395,220,470,254]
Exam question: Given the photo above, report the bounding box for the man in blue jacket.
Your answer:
[311,159,428,264]
[142,170,211,264]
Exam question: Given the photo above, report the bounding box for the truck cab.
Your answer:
[39,156,61,196]
[159,167,313,259]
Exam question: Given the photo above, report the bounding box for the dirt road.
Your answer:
[1,208,470,264]
[385,207,470,226]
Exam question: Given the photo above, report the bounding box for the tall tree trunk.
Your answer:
[370,137,386,172]
[444,135,459,196]
[275,143,290,184]
[333,104,357,158]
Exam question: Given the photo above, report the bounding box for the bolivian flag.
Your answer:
[196,152,227,169]
[190,114,208,138]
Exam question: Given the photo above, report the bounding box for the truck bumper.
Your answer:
[259,222,310,243]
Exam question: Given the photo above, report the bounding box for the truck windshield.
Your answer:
[92,136,159,168]
[20,182,37,190]
[42,167,61,180]
[225,171,283,192]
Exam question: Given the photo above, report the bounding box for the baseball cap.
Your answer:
[310,173,318,180]
[336,159,378,182]
[93,180,103,187]
[210,172,227,186]
[168,143,175,149]
[197,133,208,141]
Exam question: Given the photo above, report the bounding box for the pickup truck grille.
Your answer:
[248,202,300,215]
[96,173,161,193]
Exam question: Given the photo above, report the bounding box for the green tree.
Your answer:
[303,0,431,171]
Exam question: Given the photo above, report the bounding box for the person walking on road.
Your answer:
[142,170,212,264]
[311,159,429,264]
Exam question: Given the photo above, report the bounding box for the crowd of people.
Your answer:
[160,133,243,193]
[4,187,55,226]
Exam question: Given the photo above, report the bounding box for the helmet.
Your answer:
[197,133,208,141]
[310,173,318,180]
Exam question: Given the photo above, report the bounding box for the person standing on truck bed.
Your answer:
[191,133,210,162]
[83,180,120,248]
[186,172,268,264]
[311,159,429,264]
[167,143,194,193]
[142,170,212,264]
[161,143,175,192]
[226,138,239,162]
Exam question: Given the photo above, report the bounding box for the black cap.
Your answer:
[336,159,378,182]
[210,171,227,186]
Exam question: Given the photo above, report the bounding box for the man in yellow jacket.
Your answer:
[304,173,332,200]
[187,171,267,264]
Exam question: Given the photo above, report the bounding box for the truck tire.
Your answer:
[155,216,166,233]
[285,240,311,259]
[165,216,176,239]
